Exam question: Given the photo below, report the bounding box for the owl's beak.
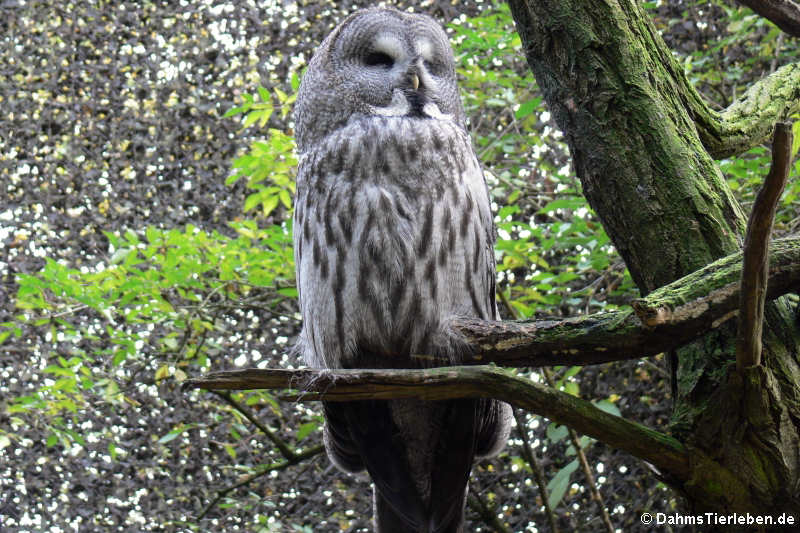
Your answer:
[410,73,420,91]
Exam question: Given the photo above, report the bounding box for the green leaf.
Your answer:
[515,96,542,119]
[593,399,622,417]
[546,423,568,444]
[277,287,298,298]
[546,459,579,509]
[223,105,245,118]
[110,247,133,265]
[295,421,319,442]
[261,195,280,216]
[159,425,189,444]
[224,444,237,460]
[563,381,580,396]
[566,435,593,456]
[539,197,587,214]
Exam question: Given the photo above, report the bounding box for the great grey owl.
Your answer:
[293,7,511,532]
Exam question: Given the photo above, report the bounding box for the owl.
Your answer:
[293,7,511,532]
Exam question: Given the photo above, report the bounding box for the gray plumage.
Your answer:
[293,7,511,532]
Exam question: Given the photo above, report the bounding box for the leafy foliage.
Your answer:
[4,221,294,427]
[225,81,299,218]
[452,4,636,323]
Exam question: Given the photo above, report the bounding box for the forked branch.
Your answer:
[184,233,799,490]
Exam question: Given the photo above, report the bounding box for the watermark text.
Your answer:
[640,512,795,527]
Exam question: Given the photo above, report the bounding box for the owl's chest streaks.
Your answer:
[295,115,494,367]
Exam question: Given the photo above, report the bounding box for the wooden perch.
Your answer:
[184,232,799,489]
[183,365,692,482]
[735,0,800,38]
[736,123,794,370]
[455,237,800,369]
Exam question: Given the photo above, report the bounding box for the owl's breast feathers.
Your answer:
[294,114,496,369]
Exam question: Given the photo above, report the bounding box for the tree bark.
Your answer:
[508,0,800,520]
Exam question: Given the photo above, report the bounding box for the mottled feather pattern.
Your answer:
[295,113,494,370]
[292,7,510,532]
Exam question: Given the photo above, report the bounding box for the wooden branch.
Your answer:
[692,63,800,159]
[736,123,794,370]
[630,237,800,328]
[184,365,693,482]
[735,0,800,37]
[450,237,800,369]
[467,483,512,533]
[211,391,297,461]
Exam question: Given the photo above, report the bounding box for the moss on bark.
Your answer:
[509,0,800,519]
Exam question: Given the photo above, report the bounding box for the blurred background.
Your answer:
[1,0,798,531]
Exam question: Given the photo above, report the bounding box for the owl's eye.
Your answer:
[364,51,394,68]
[423,59,441,75]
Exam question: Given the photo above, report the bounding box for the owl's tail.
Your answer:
[323,397,506,533]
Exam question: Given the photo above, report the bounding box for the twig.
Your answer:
[500,283,562,531]
[512,409,560,533]
[541,369,614,533]
[211,390,297,461]
[467,482,512,533]
[736,122,793,371]
[197,444,324,520]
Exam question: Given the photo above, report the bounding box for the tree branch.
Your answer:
[630,236,800,328]
[467,482,512,533]
[452,237,800,368]
[736,123,794,370]
[182,235,800,497]
[211,390,298,461]
[197,444,324,520]
[735,0,800,37]
[691,63,800,159]
[184,365,693,482]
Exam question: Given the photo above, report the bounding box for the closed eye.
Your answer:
[423,59,440,75]
[364,51,394,68]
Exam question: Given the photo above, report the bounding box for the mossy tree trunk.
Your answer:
[508,0,800,521]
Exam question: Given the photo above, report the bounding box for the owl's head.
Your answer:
[294,7,466,152]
